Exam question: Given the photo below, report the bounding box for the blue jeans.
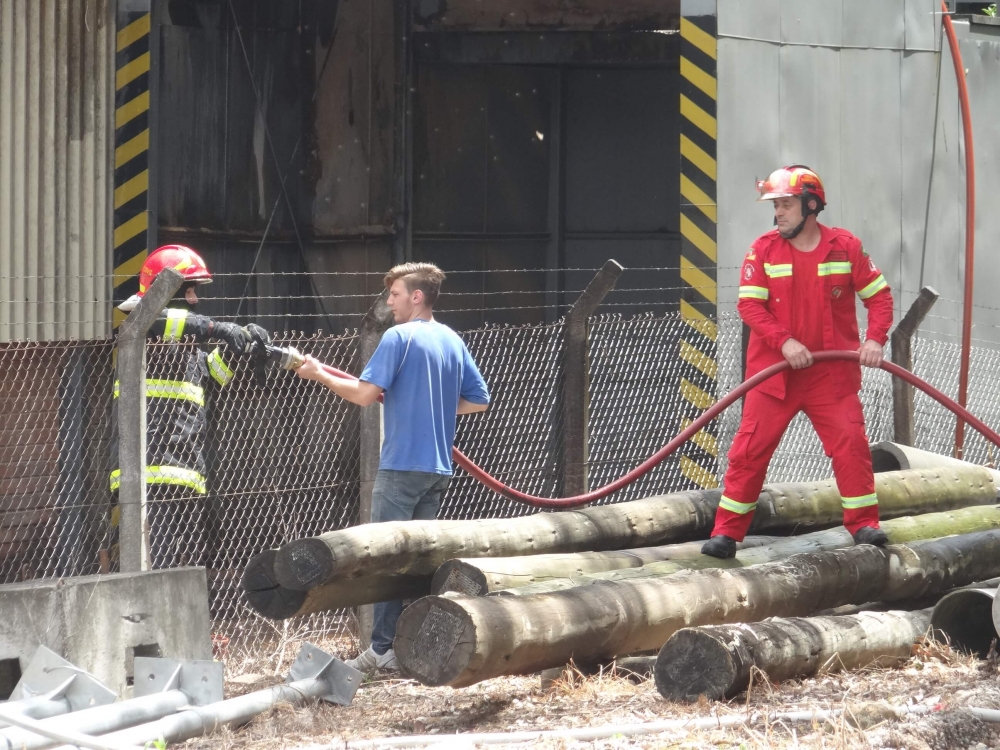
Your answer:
[370,469,450,654]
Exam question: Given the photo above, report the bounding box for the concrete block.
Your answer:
[0,567,212,697]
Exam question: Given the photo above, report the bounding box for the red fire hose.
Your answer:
[318,350,1000,510]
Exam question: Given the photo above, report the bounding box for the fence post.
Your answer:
[116,268,183,573]
[562,260,624,496]
[356,291,394,645]
[891,286,939,446]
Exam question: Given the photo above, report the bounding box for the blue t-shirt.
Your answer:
[360,320,490,475]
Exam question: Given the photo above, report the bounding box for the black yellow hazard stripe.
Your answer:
[113,10,152,329]
[678,11,718,490]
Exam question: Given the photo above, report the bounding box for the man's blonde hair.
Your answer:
[384,262,446,307]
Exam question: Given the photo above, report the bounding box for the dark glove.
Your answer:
[245,323,272,351]
[210,321,253,356]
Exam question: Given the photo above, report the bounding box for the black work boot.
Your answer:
[852,526,889,547]
[701,535,738,559]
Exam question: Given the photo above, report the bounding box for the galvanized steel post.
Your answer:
[562,260,623,496]
[116,268,183,572]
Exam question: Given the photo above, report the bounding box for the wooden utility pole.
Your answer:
[271,467,995,590]
[655,609,932,702]
[436,503,1000,597]
[394,530,1000,688]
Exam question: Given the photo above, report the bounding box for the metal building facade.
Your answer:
[0,0,115,342]
[716,0,1000,344]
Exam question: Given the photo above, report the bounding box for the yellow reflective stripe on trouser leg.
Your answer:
[842,493,879,509]
[163,309,188,341]
[719,495,757,514]
[112,378,205,406]
[207,347,234,386]
[145,379,205,405]
[110,466,207,494]
[147,466,207,494]
[858,275,888,299]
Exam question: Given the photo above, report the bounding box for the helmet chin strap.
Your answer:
[779,217,808,240]
[775,196,818,239]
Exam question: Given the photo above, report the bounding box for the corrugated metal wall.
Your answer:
[717,0,1000,344]
[0,0,115,342]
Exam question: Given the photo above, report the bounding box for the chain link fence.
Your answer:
[1,304,999,661]
[0,340,114,583]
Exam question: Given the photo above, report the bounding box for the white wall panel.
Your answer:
[778,45,842,228]
[716,36,780,313]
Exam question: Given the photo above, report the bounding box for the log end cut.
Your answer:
[395,596,476,686]
[241,550,308,620]
[431,560,490,596]
[274,538,336,591]
[654,628,740,702]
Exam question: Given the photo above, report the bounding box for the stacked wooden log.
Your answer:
[242,452,1000,700]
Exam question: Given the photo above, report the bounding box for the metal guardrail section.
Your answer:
[1,311,999,655]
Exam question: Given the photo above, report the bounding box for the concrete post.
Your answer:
[356,291,394,645]
[116,268,183,573]
[561,260,623,496]
[891,286,939,446]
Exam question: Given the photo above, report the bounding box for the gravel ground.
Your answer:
[179,635,1000,750]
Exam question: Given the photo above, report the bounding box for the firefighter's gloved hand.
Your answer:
[245,323,272,351]
[211,321,254,356]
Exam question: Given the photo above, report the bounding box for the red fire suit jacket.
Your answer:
[738,225,894,399]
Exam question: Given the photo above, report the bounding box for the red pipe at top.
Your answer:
[941,0,976,458]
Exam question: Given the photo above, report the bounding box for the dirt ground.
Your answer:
[183,635,1000,750]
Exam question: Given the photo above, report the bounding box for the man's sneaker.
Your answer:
[701,535,737,559]
[852,526,889,547]
[345,646,399,672]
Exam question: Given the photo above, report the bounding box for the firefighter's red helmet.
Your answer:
[756,165,826,209]
[118,245,212,312]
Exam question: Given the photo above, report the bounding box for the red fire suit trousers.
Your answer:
[711,371,880,541]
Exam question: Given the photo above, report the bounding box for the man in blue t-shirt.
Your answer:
[295,262,490,672]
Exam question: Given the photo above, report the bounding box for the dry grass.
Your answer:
[176,634,1000,750]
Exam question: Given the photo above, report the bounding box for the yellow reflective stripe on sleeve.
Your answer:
[842,493,879,509]
[207,347,234,386]
[858,275,888,299]
[817,261,853,276]
[112,379,205,405]
[109,466,207,494]
[764,263,792,278]
[163,309,188,341]
[147,466,207,494]
[738,285,769,300]
[719,496,757,515]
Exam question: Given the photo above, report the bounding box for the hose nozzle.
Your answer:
[265,345,305,371]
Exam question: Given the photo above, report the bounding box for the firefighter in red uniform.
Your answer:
[701,165,894,559]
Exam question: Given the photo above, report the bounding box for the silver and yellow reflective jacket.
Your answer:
[110,307,235,496]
